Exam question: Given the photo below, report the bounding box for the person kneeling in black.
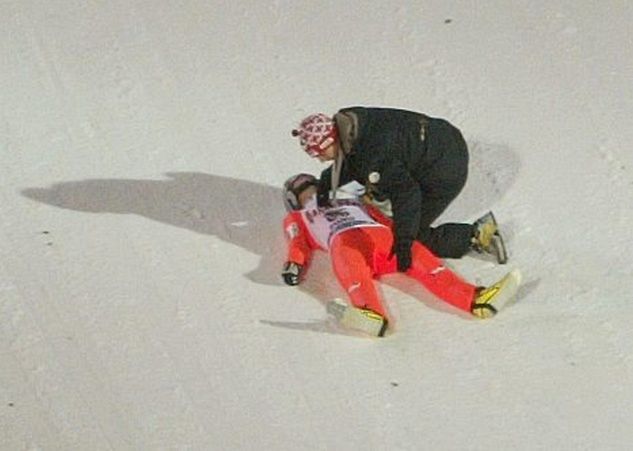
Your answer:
[291,107,507,271]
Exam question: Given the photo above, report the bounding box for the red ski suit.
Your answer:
[283,197,476,317]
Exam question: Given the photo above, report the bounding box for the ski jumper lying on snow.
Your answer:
[280,173,521,337]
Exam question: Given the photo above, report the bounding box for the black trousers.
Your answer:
[415,120,474,258]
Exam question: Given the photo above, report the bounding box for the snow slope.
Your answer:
[2,1,633,449]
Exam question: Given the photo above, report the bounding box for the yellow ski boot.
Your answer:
[472,211,508,264]
[471,269,522,319]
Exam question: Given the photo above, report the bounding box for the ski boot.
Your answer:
[471,269,522,319]
[472,211,508,264]
[327,299,388,337]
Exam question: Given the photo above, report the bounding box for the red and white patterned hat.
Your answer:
[291,113,338,157]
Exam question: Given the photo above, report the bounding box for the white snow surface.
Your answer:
[2,1,633,450]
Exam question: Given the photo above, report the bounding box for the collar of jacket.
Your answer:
[330,146,345,200]
[333,111,359,156]
[330,110,360,200]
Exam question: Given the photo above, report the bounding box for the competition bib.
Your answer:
[300,197,386,250]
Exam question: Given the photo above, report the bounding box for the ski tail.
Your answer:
[327,299,388,337]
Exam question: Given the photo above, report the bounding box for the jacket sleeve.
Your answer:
[283,212,314,267]
[318,165,333,193]
[376,160,421,246]
[318,160,354,194]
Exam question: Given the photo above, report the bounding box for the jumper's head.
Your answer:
[282,173,318,211]
[291,113,339,161]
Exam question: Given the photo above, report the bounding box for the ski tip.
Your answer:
[508,268,523,285]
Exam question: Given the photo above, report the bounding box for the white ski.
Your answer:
[326,299,388,337]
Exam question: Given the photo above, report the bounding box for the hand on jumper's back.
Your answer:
[391,238,412,272]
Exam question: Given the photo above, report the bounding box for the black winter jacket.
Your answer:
[319,106,457,246]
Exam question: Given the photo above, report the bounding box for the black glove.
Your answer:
[391,239,412,272]
[281,261,303,286]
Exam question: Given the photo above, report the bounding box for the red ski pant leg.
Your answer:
[329,227,393,318]
[405,242,476,312]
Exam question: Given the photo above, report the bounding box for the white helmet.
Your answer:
[283,173,318,211]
